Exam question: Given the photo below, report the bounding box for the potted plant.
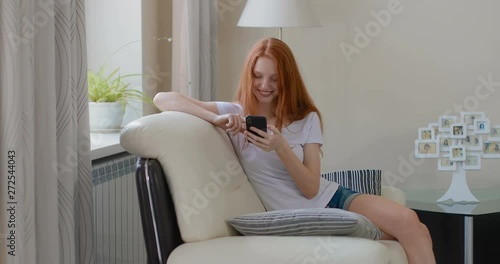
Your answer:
[88,64,151,131]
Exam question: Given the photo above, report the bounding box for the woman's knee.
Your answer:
[399,208,421,230]
[402,211,432,240]
[420,223,432,241]
[420,223,430,234]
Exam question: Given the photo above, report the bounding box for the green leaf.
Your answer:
[87,63,153,110]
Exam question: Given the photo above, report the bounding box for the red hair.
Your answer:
[235,37,323,131]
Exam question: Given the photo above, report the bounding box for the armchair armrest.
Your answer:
[381,186,406,206]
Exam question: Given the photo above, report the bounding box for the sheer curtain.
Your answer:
[173,0,218,100]
[0,0,94,263]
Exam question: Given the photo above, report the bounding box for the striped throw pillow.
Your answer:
[321,169,382,195]
[227,208,382,240]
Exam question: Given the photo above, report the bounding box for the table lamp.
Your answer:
[237,0,320,40]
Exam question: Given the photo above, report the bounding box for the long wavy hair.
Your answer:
[235,37,323,131]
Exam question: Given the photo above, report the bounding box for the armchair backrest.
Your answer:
[120,112,266,242]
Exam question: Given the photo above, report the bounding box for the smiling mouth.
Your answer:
[257,89,273,96]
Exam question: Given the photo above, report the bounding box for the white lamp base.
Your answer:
[437,163,479,204]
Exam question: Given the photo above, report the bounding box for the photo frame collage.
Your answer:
[415,112,500,171]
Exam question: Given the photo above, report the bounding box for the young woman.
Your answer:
[154,37,435,264]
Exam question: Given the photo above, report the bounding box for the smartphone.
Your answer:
[245,116,267,139]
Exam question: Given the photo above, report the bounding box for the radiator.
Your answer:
[92,153,147,264]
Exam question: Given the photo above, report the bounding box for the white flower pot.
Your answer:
[89,102,124,131]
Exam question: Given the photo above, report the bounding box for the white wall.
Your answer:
[218,0,500,190]
[86,0,142,126]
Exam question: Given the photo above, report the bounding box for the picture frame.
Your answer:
[437,155,457,171]
[461,112,485,129]
[460,132,483,151]
[463,153,481,170]
[449,145,466,161]
[474,118,490,134]
[438,116,457,132]
[449,123,467,139]
[418,127,435,140]
[489,125,500,140]
[415,140,439,158]
[438,135,452,152]
[438,131,450,138]
[428,122,440,139]
[483,141,500,158]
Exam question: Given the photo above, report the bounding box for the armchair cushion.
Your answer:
[227,208,382,240]
[321,169,382,195]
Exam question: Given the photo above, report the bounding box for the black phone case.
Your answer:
[246,116,267,138]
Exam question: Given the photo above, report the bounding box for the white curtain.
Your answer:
[175,0,218,100]
[0,0,94,263]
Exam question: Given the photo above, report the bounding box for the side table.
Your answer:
[405,189,500,264]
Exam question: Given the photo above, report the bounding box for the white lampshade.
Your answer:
[237,0,320,29]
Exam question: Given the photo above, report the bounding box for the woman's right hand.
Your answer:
[213,114,245,136]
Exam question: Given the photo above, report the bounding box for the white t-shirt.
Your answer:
[216,102,339,211]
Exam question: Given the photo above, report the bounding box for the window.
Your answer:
[86,0,142,130]
[86,0,172,156]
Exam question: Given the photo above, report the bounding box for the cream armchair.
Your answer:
[120,111,408,264]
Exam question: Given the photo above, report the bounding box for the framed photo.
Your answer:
[483,141,500,158]
[463,153,481,170]
[438,131,451,138]
[460,132,483,151]
[449,123,466,139]
[449,145,466,161]
[439,116,457,132]
[438,155,457,171]
[474,118,490,134]
[418,127,434,140]
[489,125,500,140]
[428,123,440,139]
[461,112,485,128]
[438,135,452,152]
[415,140,439,158]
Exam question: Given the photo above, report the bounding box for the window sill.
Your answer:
[91,132,125,161]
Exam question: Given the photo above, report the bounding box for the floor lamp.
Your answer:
[237,0,320,40]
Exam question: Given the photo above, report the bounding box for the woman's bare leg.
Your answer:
[348,194,435,264]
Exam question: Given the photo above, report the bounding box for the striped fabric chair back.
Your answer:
[321,169,382,196]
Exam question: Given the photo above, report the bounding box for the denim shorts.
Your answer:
[325,185,362,210]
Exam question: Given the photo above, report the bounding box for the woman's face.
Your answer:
[252,56,279,104]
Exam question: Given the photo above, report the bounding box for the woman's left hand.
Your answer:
[245,125,288,152]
